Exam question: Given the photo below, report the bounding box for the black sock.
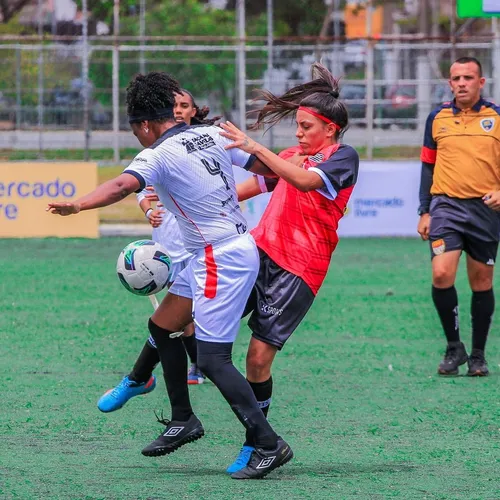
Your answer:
[432,285,460,343]
[248,377,273,418]
[148,318,193,422]
[196,340,278,450]
[182,334,198,365]
[471,289,494,352]
[245,377,273,446]
[128,339,160,383]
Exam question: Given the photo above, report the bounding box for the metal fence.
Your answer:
[0,36,499,159]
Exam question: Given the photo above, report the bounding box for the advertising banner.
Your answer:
[233,160,421,237]
[0,162,99,238]
[338,161,421,237]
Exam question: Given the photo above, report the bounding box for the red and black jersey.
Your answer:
[251,143,359,295]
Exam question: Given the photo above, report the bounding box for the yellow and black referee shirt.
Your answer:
[420,98,500,199]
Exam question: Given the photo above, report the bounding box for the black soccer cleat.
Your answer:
[437,341,468,375]
[467,349,489,377]
[230,437,293,480]
[141,413,204,457]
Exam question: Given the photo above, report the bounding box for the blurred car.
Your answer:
[44,83,111,129]
[343,40,368,70]
[381,83,452,128]
[339,83,385,126]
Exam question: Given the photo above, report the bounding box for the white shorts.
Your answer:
[169,232,259,344]
[168,256,192,285]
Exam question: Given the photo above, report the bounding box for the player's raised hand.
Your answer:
[483,191,500,211]
[46,202,81,216]
[219,121,258,153]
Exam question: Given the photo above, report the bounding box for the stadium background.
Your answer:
[1,1,499,498]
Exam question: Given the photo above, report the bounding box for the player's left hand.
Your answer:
[46,202,81,216]
[144,185,159,202]
[483,191,500,211]
[219,121,258,153]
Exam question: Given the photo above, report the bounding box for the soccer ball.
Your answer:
[116,240,172,296]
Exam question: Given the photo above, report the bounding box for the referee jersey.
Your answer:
[421,98,500,199]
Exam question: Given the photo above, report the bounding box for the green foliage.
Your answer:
[88,0,282,115]
[74,0,139,24]
[0,17,35,35]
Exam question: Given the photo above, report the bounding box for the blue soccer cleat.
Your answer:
[187,364,206,385]
[97,375,156,413]
[226,445,255,474]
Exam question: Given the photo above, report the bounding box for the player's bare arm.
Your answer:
[47,173,140,215]
[236,176,262,201]
[220,121,323,192]
[417,161,434,240]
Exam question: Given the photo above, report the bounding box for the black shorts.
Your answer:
[243,250,315,350]
[429,195,500,265]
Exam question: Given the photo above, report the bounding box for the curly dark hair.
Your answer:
[126,71,182,123]
[249,62,348,137]
[180,88,222,126]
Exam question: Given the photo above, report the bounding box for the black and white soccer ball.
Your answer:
[116,240,172,296]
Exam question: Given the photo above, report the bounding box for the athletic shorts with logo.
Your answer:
[243,250,315,350]
[169,233,260,344]
[429,194,500,265]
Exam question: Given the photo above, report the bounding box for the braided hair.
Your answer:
[126,71,181,123]
[249,62,348,136]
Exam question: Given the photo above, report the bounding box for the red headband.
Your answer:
[298,106,341,131]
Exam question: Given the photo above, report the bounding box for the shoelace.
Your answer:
[109,378,134,399]
[154,409,171,427]
[469,355,485,363]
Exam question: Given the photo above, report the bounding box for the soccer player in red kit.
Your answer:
[220,62,359,472]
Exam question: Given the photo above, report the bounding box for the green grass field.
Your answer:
[1,238,499,499]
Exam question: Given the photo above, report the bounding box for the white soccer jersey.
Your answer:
[125,124,255,252]
[136,189,191,264]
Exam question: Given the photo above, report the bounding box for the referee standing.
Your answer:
[418,57,500,376]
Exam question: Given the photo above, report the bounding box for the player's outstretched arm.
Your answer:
[46,173,140,216]
[220,121,323,192]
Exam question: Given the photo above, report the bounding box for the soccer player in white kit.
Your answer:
[96,91,215,413]
[47,71,292,480]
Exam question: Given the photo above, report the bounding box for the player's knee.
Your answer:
[432,267,454,287]
[148,318,176,345]
[470,275,494,292]
[196,340,232,379]
[246,351,272,380]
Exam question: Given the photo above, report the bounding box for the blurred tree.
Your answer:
[227,0,332,36]
[87,0,290,120]
[0,0,31,24]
